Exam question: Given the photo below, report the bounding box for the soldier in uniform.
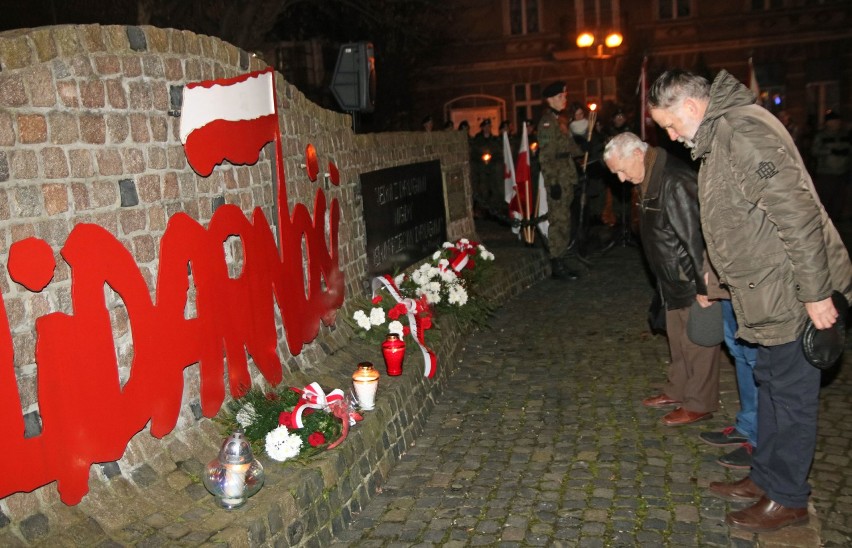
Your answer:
[470,118,499,218]
[538,82,584,279]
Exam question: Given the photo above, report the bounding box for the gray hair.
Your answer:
[648,69,710,109]
[603,132,648,162]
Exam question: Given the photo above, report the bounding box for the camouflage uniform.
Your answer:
[470,130,500,214]
[538,108,582,259]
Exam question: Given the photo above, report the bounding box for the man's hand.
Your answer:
[695,294,712,308]
[805,297,838,330]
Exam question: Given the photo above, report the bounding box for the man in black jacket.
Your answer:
[604,131,721,426]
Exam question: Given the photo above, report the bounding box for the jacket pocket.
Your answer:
[725,260,796,328]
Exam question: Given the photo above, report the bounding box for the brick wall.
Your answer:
[0,24,493,544]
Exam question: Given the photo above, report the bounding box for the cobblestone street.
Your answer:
[331,221,851,547]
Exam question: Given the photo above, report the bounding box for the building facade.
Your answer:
[415,0,851,147]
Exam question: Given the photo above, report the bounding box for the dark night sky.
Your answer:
[0,0,137,32]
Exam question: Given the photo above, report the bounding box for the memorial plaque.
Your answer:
[360,160,447,276]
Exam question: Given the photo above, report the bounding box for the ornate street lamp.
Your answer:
[575,30,625,107]
[576,31,623,59]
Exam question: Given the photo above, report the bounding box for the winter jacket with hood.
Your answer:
[690,70,852,345]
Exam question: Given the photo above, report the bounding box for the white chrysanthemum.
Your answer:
[235,403,256,429]
[432,250,441,260]
[388,320,404,336]
[353,309,371,330]
[394,273,406,286]
[427,266,440,279]
[417,287,441,304]
[369,306,386,326]
[459,238,469,245]
[448,284,469,306]
[442,241,454,249]
[265,425,303,462]
[439,268,458,283]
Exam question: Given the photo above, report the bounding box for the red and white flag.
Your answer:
[502,131,521,236]
[180,68,278,177]
[748,57,760,100]
[508,123,533,237]
[502,131,516,206]
[535,172,549,238]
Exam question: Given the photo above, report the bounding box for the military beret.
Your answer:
[479,118,492,129]
[542,81,566,99]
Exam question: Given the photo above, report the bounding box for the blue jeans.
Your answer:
[722,300,758,445]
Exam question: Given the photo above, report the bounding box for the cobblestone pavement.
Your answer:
[331,221,852,547]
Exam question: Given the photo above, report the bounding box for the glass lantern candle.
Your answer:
[352,362,380,410]
[381,333,405,376]
[203,431,265,509]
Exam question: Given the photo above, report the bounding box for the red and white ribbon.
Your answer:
[289,382,345,428]
[371,275,437,378]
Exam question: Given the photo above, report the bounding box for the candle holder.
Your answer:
[352,362,380,410]
[202,431,265,509]
[381,333,405,376]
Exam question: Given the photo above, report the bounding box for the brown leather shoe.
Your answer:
[642,393,681,408]
[661,407,712,426]
[726,496,808,532]
[709,476,765,502]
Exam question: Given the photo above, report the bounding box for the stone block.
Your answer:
[48,111,79,144]
[79,79,105,108]
[80,113,106,144]
[123,147,145,173]
[56,80,79,107]
[30,28,58,63]
[42,183,69,214]
[10,150,38,180]
[126,27,147,52]
[18,114,47,144]
[95,55,121,75]
[24,66,56,107]
[95,149,123,176]
[51,26,83,58]
[41,147,69,179]
[122,56,142,78]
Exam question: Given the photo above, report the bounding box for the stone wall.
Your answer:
[0,24,504,544]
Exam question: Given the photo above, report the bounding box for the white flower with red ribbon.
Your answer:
[372,275,437,378]
[284,382,347,429]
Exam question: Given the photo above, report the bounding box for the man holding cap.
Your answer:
[538,81,584,280]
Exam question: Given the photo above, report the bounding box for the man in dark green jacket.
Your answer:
[649,68,852,534]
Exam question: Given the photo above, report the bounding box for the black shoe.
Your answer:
[562,269,579,280]
[718,443,753,470]
[699,426,748,447]
[551,259,579,281]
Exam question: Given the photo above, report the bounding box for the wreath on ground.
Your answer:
[216,383,357,463]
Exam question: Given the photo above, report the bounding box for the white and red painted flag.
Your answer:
[180,68,278,177]
[508,123,533,235]
[502,131,521,236]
